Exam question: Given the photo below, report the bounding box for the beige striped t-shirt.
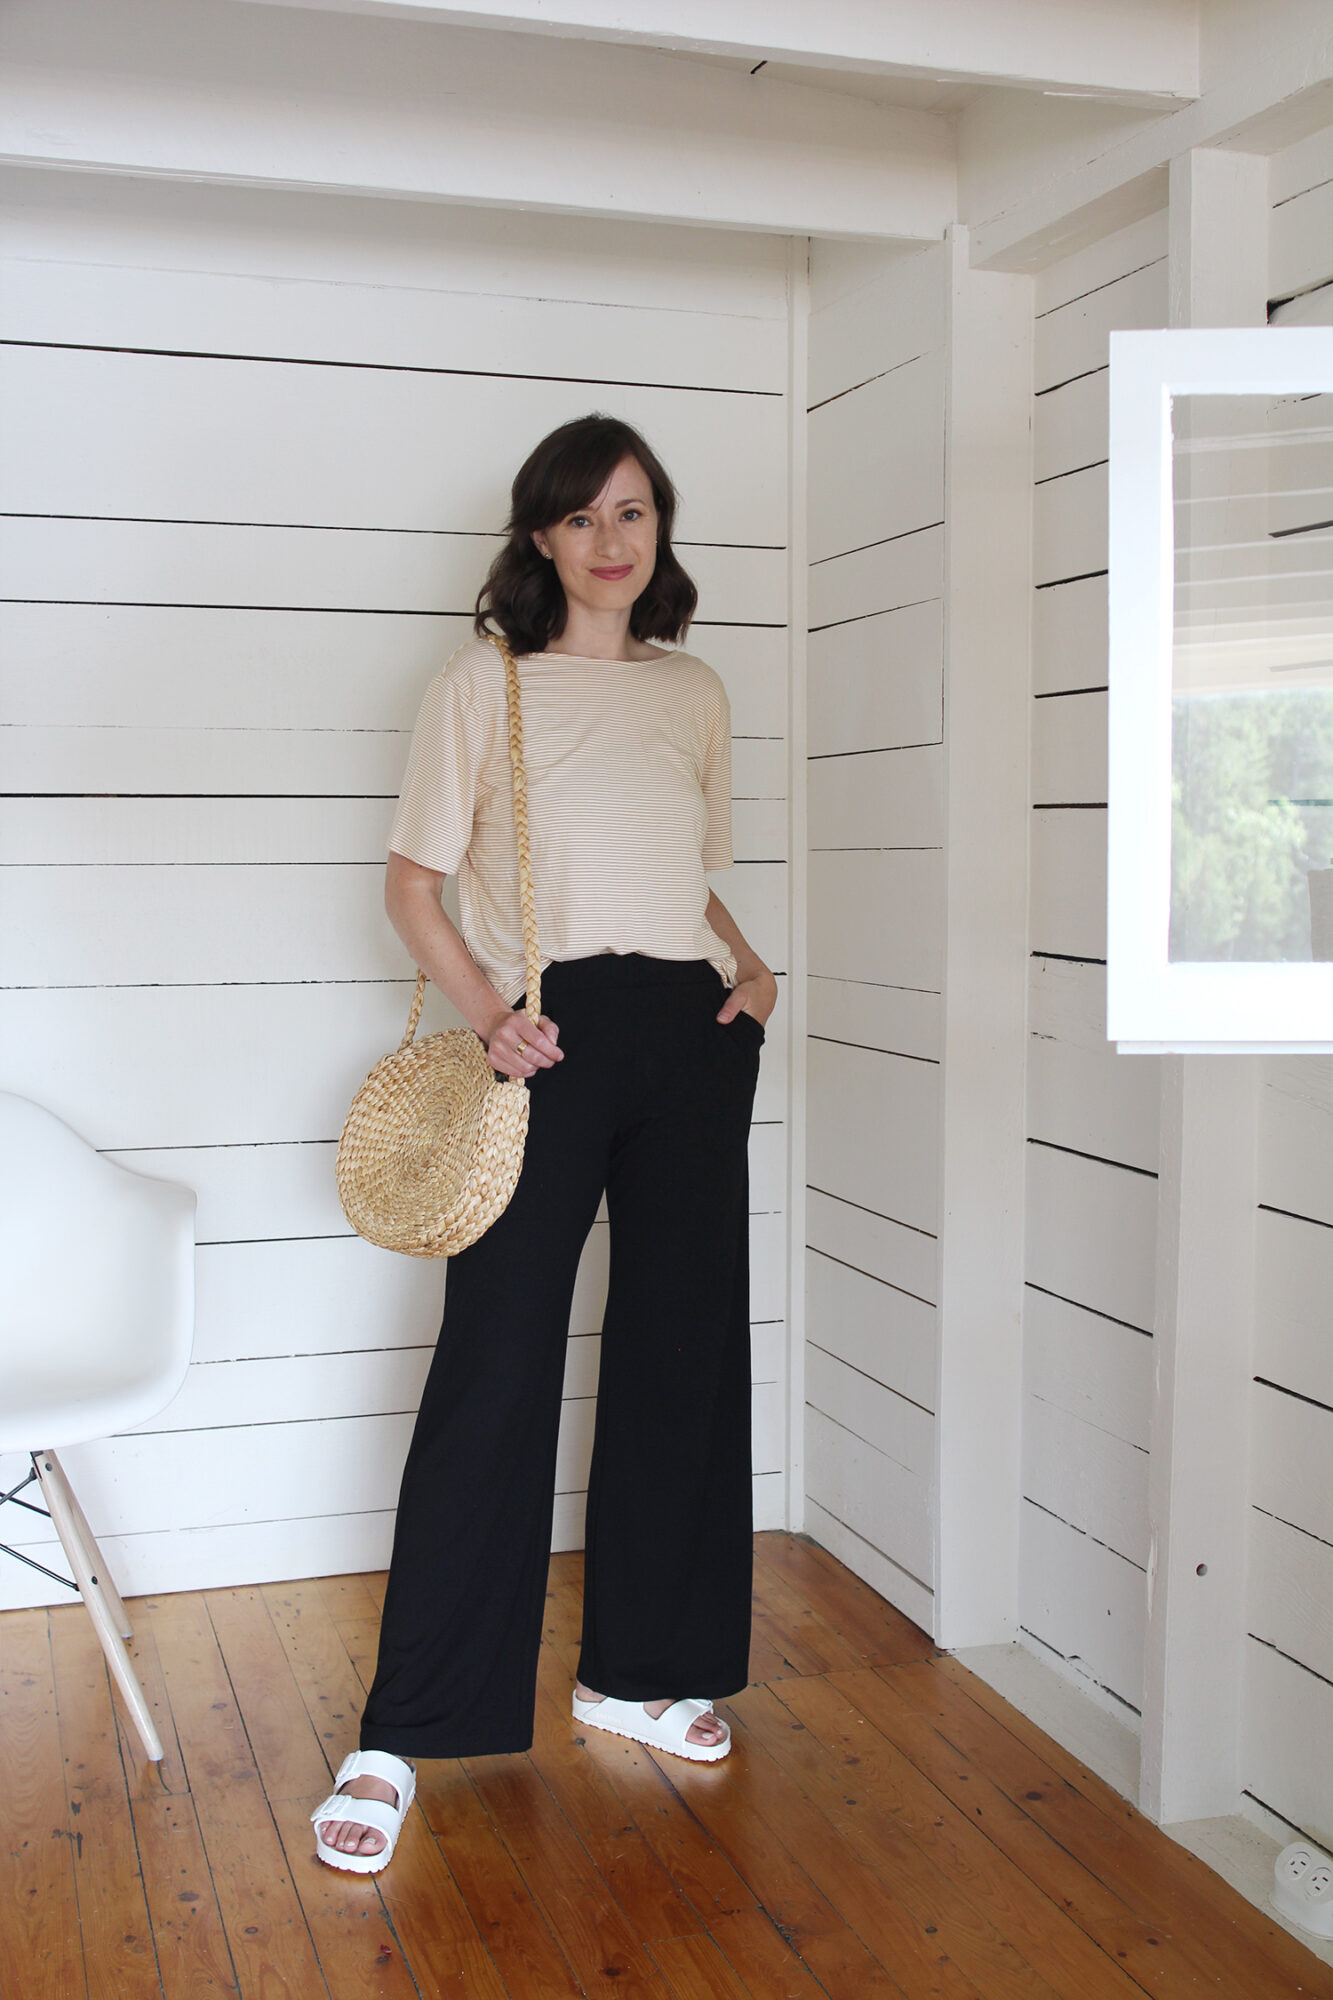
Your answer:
[388,636,739,1006]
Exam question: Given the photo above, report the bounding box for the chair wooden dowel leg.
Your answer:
[56,1472,134,1639]
[32,1450,163,1762]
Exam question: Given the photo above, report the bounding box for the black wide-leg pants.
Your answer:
[359,953,762,1759]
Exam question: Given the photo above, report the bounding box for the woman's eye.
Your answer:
[621,509,642,521]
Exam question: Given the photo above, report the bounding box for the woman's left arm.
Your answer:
[706,891,779,1026]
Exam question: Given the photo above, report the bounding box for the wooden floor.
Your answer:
[3,1534,1330,2000]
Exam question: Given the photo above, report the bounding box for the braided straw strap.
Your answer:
[335,633,541,1258]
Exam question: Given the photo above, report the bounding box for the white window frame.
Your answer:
[1107,325,1333,1053]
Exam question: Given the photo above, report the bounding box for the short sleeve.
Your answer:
[700,675,733,871]
[388,659,489,875]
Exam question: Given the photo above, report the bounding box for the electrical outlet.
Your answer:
[1272,1842,1333,1940]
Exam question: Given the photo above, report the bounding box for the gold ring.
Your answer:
[515,1039,528,1055]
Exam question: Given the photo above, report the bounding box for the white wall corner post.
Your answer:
[1140,145,1269,1826]
[932,223,1033,1650]
[785,233,811,1532]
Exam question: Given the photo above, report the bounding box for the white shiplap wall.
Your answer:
[1242,123,1333,1851]
[802,241,946,1630]
[0,168,794,1605]
[1022,209,1169,1716]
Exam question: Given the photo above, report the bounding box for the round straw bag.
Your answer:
[335,634,542,1258]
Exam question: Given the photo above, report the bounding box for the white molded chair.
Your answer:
[0,1092,196,1761]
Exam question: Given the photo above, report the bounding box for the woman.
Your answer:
[312,413,777,1872]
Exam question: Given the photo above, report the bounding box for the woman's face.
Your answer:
[532,454,659,625]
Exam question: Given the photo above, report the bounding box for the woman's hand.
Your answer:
[485,1008,564,1079]
[717,969,777,1029]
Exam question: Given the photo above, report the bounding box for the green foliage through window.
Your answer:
[1171,689,1333,961]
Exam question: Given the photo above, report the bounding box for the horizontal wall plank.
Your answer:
[5,1414,419,1540]
[731,741,789,801]
[806,1039,940,1236]
[806,1246,937,1413]
[1,797,394,867]
[1248,1508,1333,1690]
[1,723,407,797]
[189,1222,784,1371]
[806,1188,937,1306]
[1244,1636,1333,1850]
[1270,123,1333,207]
[0,347,787,546]
[808,524,943,631]
[808,352,944,565]
[808,744,943,851]
[1254,1208,1333,1408]
[807,244,943,410]
[1030,808,1107,960]
[1253,1383,1333,1546]
[1034,368,1108,484]
[3,724,797,804]
[1,1373,782,1550]
[807,977,940,1063]
[806,598,942,757]
[128,1346,434,1435]
[1019,1498,1146,1711]
[0,255,787,395]
[752,1381,786,1477]
[750,1322,786,1385]
[1031,690,1107,807]
[803,1496,933,1632]
[1034,258,1168,394]
[0,858,789,989]
[807,849,943,990]
[1259,1058,1333,1227]
[1028,957,1159,1172]
[1270,177,1333,303]
[0,1504,399,1610]
[106,1120,787,1243]
[1023,1393,1150,1569]
[0,525,785,635]
[1033,575,1108,696]
[1025,1142,1157,1332]
[0,599,789,737]
[748,1210,789,1326]
[0,980,790,1147]
[1,862,397,987]
[1033,212,1167,318]
[806,1345,933,1481]
[1033,464,1107,588]
[194,1236,443,1363]
[805,1406,932,1589]
[0,1464,782,1608]
[1023,1286,1152,1451]
[0,180,793,317]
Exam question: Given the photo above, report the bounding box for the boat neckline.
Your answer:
[516,648,684,665]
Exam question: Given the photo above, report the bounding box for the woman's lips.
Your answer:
[589,564,634,580]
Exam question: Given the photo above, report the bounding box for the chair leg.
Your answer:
[32,1450,163,1763]
[49,1470,134,1640]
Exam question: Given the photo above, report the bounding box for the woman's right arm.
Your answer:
[384,850,562,1078]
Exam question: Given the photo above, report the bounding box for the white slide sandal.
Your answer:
[571,1692,731,1763]
[310,1749,416,1874]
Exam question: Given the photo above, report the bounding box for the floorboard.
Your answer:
[2,1531,1330,2000]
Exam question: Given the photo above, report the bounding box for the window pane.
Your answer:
[1170,390,1333,962]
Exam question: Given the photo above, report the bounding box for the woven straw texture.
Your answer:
[336,633,542,1257]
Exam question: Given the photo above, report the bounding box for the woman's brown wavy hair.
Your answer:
[475,413,698,656]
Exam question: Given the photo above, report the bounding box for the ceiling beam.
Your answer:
[963,0,1333,269]
[234,0,1200,107]
[0,0,954,241]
